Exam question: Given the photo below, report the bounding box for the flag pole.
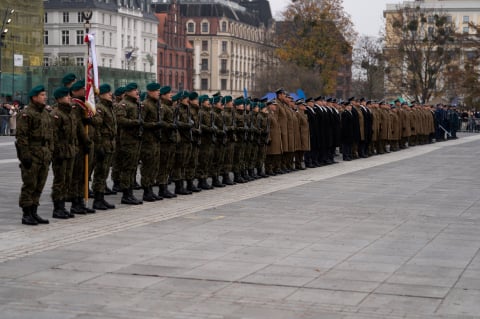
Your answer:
[82,11,92,204]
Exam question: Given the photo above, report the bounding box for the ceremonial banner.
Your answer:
[84,33,98,115]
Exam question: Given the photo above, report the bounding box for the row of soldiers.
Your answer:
[15,74,440,226]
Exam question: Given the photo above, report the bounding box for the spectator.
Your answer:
[9,103,19,136]
[0,103,10,136]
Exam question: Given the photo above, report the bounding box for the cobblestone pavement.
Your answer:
[0,134,479,319]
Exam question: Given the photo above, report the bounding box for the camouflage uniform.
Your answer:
[222,105,236,185]
[210,103,227,187]
[197,104,215,189]
[172,98,193,195]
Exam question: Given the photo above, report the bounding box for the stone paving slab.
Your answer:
[0,134,479,318]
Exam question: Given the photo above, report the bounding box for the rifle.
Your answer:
[137,102,144,139]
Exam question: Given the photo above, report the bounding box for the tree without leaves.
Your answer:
[384,5,458,103]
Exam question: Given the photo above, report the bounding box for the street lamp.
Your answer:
[0,8,14,100]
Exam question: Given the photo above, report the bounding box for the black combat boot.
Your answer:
[78,197,96,213]
[257,167,268,178]
[175,180,190,195]
[249,168,259,179]
[31,205,50,224]
[198,178,212,190]
[93,192,109,210]
[222,173,235,185]
[101,193,115,209]
[187,179,202,192]
[52,201,70,219]
[112,183,122,193]
[60,200,75,218]
[233,172,246,184]
[133,180,142,190]
[21,206,38,226]
[212,176,226,188]
[242,170,252,182]
[121,189,142,205]
[70,197,87,214]
[143,187,157,202]
[151,187,163,201]
[159,184,176,199]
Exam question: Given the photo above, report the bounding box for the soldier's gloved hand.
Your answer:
[22,157,32,169]
[82,117,93,125]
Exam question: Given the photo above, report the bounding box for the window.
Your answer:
[428,26,434,35]
[202,40,208,51]
[43,57,50,66]
[463,16,469,24]
[149,39,152,51]
[159,52,163,66]
[220,59,227,73]
[221,41,227,52]
[78,12,84,23]
[109,59,113,67]
[144,38,146,51]
[102,13,105,24]
[221,21,227,32]
[109,32,112,47]
[76,30,84,45]
[62,30,70,45]
[44,12,48,24]
[201,78,208,90]
[133,36,137,47]
[169,53,172,65]
[175,54,179,67]
[76,57,84,66]
[201,59,208,70]
[44,31,48,45]
[63,12,69,23]
[201,22,209,33]
[187,22,194,33]
[446,15,452,23]
[102,58,105,66]
[463,26,469,34]
[427,15,434,24]
[127,35,131,47]
[181,56,184,68]
[61,57,69,65]
[121,34,124,48]
[102,31,105,45]
[221,79,227,91]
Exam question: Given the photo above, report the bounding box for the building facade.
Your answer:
[154,0,275,96]
[155,0,194,91]
[43,0,158,76]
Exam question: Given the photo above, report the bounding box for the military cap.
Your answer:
[172,92,179,102]
[366,100,372,105]
[266,99,277,106]
[233,97,244,106]
[259,102,266,109]
[314,96,324,101]
[62,73,77,85]
[275,88,286,95]
[146,82,161,91]
[114,86,126,96]
[348,96,355,102]
[125,82,138,92]
[212,91,221,97]
[359,97,366,102]
[160,86,171,95]
[70,80,85,92]
[28,85,46,98]
[394,98,401,103]
[99,83,112,95]
[401,101,409,106]
[189,91,199,100]
[259,97,268,103]
[140,92,147,101]
[326,97,333,102]
[212,96,221,104]
[378,100,385,105]
[295,98,305,105]
[305,97,314,103]
[221,95,233,104]
[178,90,189,99]
[53,87,70,99]
[199,95,209,103]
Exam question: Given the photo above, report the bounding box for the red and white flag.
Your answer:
[84,33,98,115]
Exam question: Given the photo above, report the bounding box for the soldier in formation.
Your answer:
[15,81,444,225]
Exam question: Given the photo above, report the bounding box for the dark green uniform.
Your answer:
[210,105,227,186]
[172,99,193,194]
[197,105,215,188]
[51,101,77,218]
[185,102,201,192]
[222,106,236,184]
[116,95,143,202]
[233,108,247,183]
[16,98,53,224]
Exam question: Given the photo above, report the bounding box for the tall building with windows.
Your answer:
[153,0,275,96]
[43,0,158,74]
[0,0,44,99]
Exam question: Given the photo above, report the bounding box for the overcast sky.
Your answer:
[269,0,396,37]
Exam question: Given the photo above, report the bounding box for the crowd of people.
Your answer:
[0,102,20,136]
[15,73,462,226]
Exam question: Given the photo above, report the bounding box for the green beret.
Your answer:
[62,73,76,85]
[28,85,46,98]
[160,86,171,95]
[189,91,199,100]
[114,87,126,96]
[178,90,189,99]
[140,92,147,101]
[70,80,85,92]
[259,102,266,109]
[221,96,232,104]
[234,97,244,106]
[53,87,70,99]
[199,95,209,103]
[99,83,111,95]
[146,82,161,91]
[172,92,179,102]
[212,96,221,104]
[125,82,138,92]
